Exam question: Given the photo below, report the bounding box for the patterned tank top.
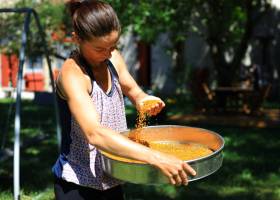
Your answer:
[52,51,128,190]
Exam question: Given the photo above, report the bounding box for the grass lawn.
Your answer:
[0,97,280,200]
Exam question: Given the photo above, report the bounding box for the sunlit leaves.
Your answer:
[0,0,69,57]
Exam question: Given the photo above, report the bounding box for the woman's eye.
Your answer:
[93,46,117,53]
[95,48,105,52]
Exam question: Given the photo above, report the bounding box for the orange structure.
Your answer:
[1,54,19,88]
[23,73,44,91]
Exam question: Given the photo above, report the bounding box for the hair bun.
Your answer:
[66,0,82,17]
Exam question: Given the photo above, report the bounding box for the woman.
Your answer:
[52,0,196,199]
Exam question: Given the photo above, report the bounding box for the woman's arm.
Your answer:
[110,50,146,104]
[57,58,195,185]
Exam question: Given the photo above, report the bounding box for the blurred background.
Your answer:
[0,0,280,199]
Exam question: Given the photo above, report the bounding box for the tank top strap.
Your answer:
[106,59,119,80]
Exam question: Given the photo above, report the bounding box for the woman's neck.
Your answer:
[77,50,105,69]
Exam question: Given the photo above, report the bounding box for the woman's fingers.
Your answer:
[137,95,165,116]
[168,174,176,185]
[151,147,196,186]
[167,171,187,186]
[179,169,188,185]
[148,101,165,116]
[164,163,194,186]
[173,173,183,186]
[183,162,196,176]
[149,104,159,116]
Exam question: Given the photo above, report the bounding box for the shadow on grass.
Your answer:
[0,99,58,196]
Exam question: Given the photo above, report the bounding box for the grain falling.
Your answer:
[136,99,161,128]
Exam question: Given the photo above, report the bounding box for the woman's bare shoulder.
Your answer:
[57,58,91,97]
[110,50,126,74]
[60,58,82,75]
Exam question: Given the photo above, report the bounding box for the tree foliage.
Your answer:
[110,0,272,86]
[191,0,272,85]
[0,0,274,87]
[0,0,68,58]
[107,0,196,44]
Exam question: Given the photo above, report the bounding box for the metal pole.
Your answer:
[13,9,32,200]
[32,10,61,150]
[0,49,2,89]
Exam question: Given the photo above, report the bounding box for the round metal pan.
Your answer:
[101,125,224,184]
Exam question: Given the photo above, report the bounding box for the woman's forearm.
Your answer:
[86,126,157,165]
[125,86,147,106]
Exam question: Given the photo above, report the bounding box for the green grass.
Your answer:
[1,97,280,200]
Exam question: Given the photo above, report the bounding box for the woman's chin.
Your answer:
[100,57,109,62]
[95,58,107,63]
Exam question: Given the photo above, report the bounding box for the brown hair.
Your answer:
[67,0,121,41]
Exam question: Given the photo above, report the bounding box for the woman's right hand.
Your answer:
[149,150,196,186]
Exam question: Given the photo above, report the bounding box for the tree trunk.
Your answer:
[137,41,151,88]
[230,0,254,81]
[173,40,186,86]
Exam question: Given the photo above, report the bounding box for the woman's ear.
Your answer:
[72,32,80,44]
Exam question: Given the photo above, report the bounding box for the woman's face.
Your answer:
[78,31,119,66]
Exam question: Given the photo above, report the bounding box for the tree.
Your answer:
[191,0,272,86]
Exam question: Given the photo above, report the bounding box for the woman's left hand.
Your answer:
[136,95,165,116]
